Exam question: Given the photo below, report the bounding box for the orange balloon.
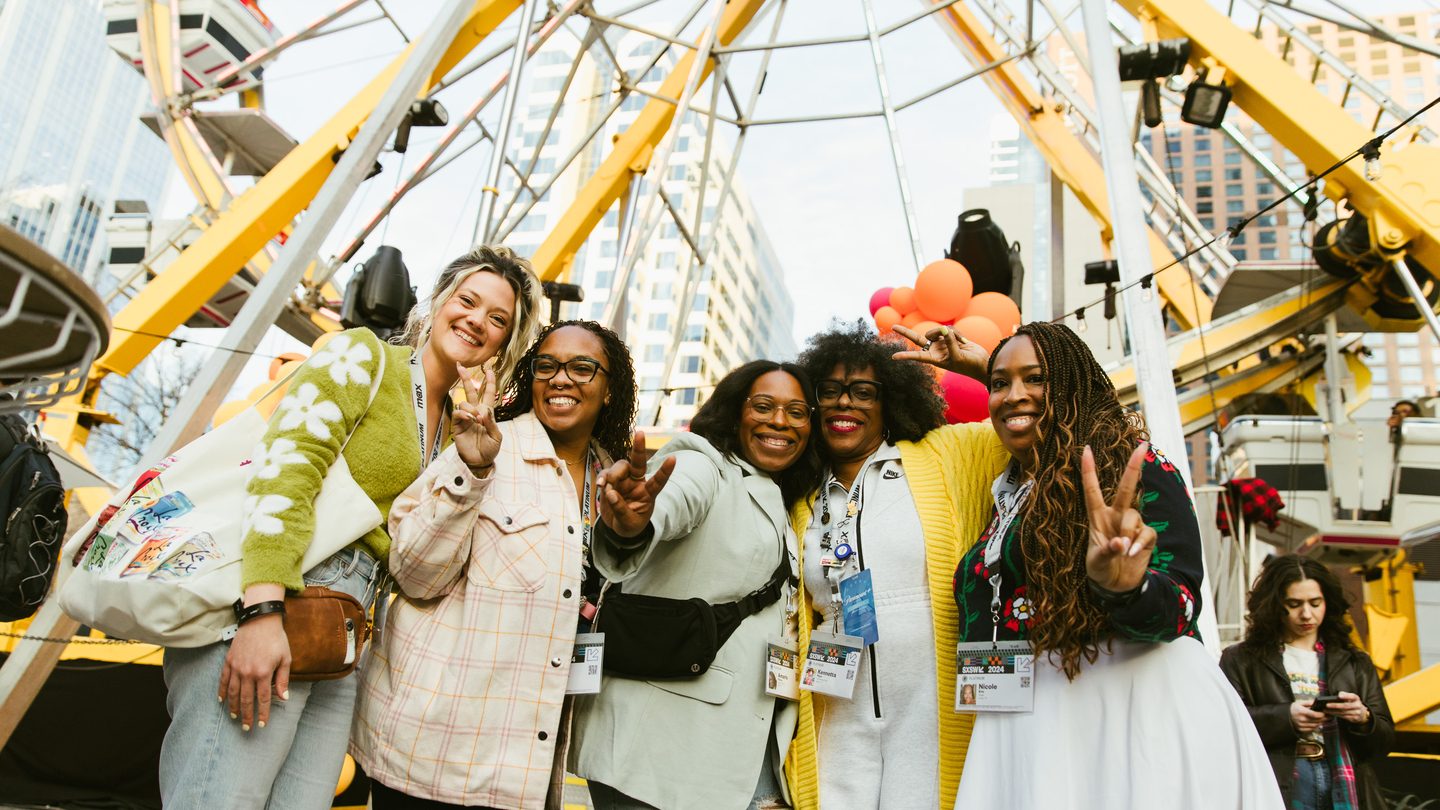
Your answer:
[954,315,1004,353]
[914,259,974,322]
[913,321,942,343]
[212,400,248,428]
[311,331,341,352]
[964,292,1022,336]
[889,286,918,316]
[874,306,902,334]
[900,311,927,330]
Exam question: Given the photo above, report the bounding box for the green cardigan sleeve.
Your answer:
[241,328,387,590]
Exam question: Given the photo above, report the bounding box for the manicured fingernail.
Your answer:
[242,724,251,732]
[1129,543,1144,557]
[280,690,289,701]
[258,721,266,729]
[230,712,238,720]
[217,695,224,702]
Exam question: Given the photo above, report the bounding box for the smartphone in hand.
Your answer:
[1309,695,1341,712]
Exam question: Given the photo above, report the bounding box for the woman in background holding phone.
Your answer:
[1220,555,1394,809]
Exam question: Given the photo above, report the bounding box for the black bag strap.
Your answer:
[720,553,792,619]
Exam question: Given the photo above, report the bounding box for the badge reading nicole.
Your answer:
[954,640,1034,713]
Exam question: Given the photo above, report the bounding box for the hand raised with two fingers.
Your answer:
[452,362,502,473]
[890,324,991,381]
[596,430,677,538]
[1082,443,1157,594]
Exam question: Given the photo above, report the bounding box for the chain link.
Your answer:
[0,628,143,645]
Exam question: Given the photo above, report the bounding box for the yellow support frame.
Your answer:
[531,0,770,282]
[932,1,1212,331]
[1118,0,1440,325]
[45,0,521,455]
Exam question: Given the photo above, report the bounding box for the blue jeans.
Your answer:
[159,548,379,810]
[1291,756,1333,810]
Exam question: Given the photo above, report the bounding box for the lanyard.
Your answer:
[818,467,868,633]
[984,461,1034,644]
[580,450,597,573]
[409,349,444,469]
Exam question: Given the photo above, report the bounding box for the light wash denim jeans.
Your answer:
[159,547,379,810]
[1291,756,1332,810]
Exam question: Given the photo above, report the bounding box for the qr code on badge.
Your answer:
[587,664,599,675]
[1021,677,1031,687]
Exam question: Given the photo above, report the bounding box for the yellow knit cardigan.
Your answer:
[784,422,1009,810]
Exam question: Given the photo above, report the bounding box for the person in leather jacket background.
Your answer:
[1220,555,1394,809]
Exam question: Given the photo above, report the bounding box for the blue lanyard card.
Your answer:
[839,568,879,647]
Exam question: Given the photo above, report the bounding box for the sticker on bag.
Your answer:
[147,532,222,581]
[126,491,195,536]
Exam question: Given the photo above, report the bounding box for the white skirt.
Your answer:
[954,636,1284,810]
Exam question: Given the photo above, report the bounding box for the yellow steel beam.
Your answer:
[1384,663,1440,725]
[99,0,520,378]
[139,1,229,211]
[531,0,770,282]
[933,2,1211,330]
[1119,0,1440,296]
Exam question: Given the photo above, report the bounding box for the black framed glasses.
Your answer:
[815,379,883,408]
[744,395,814,426]
[531,355,608,383]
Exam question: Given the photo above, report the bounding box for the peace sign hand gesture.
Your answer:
[890,324,991,381]
[1082,443,1156,594]
[452,362,502,473]
[596,430,677,538]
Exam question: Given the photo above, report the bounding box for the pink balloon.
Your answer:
[939,371,989,424]
[869,287,895,317]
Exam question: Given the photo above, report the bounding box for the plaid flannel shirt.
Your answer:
[352,413,584,809]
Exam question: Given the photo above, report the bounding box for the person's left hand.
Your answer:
[596,430,676,538]
[1324,691,1372,725]
[1082,443,1156,594]
[452,362,501,474]
[890,324,991,381]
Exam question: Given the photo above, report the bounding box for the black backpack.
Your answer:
[0,414,67,621]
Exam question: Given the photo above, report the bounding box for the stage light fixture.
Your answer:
[1180,69,1231,129]
[1117,37,1191,129]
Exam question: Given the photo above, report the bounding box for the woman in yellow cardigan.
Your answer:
[785,322,1006,809]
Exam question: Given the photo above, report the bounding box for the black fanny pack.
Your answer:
[594,556,791,680]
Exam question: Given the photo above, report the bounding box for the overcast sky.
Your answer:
[161,0,1436,363]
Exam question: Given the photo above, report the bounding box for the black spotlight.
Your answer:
[394,98,450,154]
[1180,67,1231,129]
[946,209,1024,299]
[341,246,417,339]
[542,281,585,323]
[1117,37,1191,129]
[1085,260,1122,322]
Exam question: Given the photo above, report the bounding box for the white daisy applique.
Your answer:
[251,438,306,480]
[311,335,373,387]
[277,383,342,440]
[243,494,292,536]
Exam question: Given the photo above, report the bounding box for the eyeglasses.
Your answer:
[531,355,608,383]
[744,396,814,426]
[815,379,883,408]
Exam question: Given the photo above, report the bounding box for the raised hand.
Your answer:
[890,324,991,381]
[1082,443,1155,594]
[452,362,502,472]
[596,429,676,538]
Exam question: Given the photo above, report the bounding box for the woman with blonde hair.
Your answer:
[158,246,541,809]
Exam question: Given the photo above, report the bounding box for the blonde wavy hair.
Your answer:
[395,245,543,392]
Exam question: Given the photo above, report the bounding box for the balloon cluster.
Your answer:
[868,259,1022,424]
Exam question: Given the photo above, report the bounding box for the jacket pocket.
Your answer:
[468,501,550,592]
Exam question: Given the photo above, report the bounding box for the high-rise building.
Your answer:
[0,0,171,282]
[499,31,796,427]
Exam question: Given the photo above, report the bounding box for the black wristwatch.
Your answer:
[232,598,286,626]
[1087,578,1144,609]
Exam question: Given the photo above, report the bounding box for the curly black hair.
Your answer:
[796,319,947,444]
[1239,554,1358,655]
[495,320,637,462]
[689,360,823,509]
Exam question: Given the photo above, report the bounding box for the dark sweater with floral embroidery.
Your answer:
[953,447,1203,646]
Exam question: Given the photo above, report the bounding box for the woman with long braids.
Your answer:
[353,321,638,809]
[1220,555,1393,809]
[915,321,1279,808]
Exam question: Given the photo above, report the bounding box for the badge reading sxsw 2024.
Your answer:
[955,640,1035,713]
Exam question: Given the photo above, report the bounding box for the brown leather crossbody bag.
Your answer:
[286,586,370,681]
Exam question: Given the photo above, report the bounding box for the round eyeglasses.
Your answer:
[744,395,813,426]
[815,379,883,408]
[531,355,608,383]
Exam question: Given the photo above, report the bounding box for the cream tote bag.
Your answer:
[58,352,387,647]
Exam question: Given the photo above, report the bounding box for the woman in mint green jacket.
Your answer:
[157,246,542,809]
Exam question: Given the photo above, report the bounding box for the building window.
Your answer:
[1259,247,1278,259]
[1259,231,1277,244]
[1256,183,1274,195]
[1194,154,1212,167]
[1196,185,1212,198]
[1225,151,1242,164]
[644,346,665,362]
[681,355,701,373]
[647,313,670,330]
[1197,201,1213,214]
[1225,168,1243,180]
[1226,200,1245,212]
[677,389,697,405]
[1226,183,1244,196]
[1195,169,1212,182]
[1194,138,1211,151]
[1231,248,1248,260]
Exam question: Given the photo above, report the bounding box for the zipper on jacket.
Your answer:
[854,509,882,719]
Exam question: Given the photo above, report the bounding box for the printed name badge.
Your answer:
[765,639,800,700]
[839,569,879,646]
[954,640,1034,713]
[799,631,864,700]
[566,632,604,695]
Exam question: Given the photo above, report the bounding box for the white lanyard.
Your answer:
[409,349,444,469]
[983,461,1033,643]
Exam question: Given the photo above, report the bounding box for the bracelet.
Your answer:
[232,598,286,626]
[1087,578,1143,608]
